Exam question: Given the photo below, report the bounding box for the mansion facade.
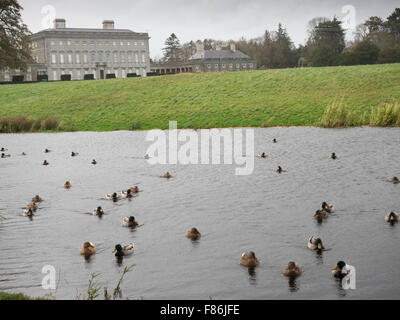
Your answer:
[0,19,150,82]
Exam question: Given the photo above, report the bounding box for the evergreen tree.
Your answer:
[162,33,182,62]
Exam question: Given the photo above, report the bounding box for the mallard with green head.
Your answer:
[106,192,119,201]
[123,216,139,228]
[385,211,399,224]
[93,206,104,216]
[113,243,134,257]
[308,236,324,251]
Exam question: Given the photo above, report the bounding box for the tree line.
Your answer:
[160,7,400,69]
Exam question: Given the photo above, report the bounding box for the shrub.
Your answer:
[127,73,138,77]
[12,75,24,83]
[320,102,356,128]
[84,74,94,80]
[0,116,33,133]
[106,73,116,79]
[60,74,71,81]
[42,117,60,130]
[370,102,400,126]
[146,72,159,77]
[131,121,141,130]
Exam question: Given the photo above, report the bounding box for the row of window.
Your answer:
[50,68,147,80]
[47,40,145,47]
[50,51,147,65]
[204,63,254,70]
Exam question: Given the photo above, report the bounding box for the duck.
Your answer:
[276,166,285,173]
[121,189,133,198]
[80,242,97,256]
[113,243,134,257]
[258,152,267,158]
[308,236,324,251]
[91,159,97,165]
[129,186,140,193]
[284,261,302,277]
[389,176,399,184]
[0,147,7,152]
[1,153,11,158]
[186,227,201,240]
[44,148,51,153]
[63,181,72,189]
[332,261,348,279]
[321,202,334,213]
[385,211,399,224]
[123,216,139,228]
[32,195,43,203]
[23,208,34,217]
[240,251,260,268]
[144,154,150,159]
[162,172,172,179]
[314,209,329,220]
[93,206,104,216]
[106,192,119,201]
[71,152,79,157]
[21,152,26,156]
[272,138,277,143]
[330,152,337,159]
[43,160,49,166]
[26,202,38,210]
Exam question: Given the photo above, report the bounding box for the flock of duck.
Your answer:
[1,139,399,288]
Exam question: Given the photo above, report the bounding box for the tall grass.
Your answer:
[319,102,357,128]
[0,116,61,133]
[370,101,400,126]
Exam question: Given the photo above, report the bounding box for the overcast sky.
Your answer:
[19,0,398,58]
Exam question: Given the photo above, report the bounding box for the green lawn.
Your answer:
[0,292,42,300]
[0,63,399,131]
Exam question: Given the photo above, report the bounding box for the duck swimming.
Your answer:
[23,208,34,217]
[0,147,7,151]
[1,153,11,158]
[330,152,337,159]
[258,152,267,158]
[186,227,201,240]
[240,251,260,268]
[163,172,172,179]
[64,181,72,189]
[91,159,97,165]
[106,192,119,201]
[121,189,133,198]
[26,202,38,210]
[21,152,26,156]
[113,243,134,257]
[284,261,302,278]
[144,154,150,159]
[332,261,349,279]
[129,186,139,193]
[276,166,284,173]
[314,209,329,220]
[272,138,277,143]
[80,242,96,257]
[43,160,49,166]
[93,206,104,216]
[123,216,138,228]
[71,152,79,157]
[44,148,51,153]
[385,211,399,224]
[32,195,43,203]
[389,176,399,184]
[308,236,324,251]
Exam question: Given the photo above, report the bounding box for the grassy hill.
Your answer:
[1,63,399,131]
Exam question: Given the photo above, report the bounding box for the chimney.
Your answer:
[230,42,236,52]
[103,20,115,30]
[54,19,66,29]
[196,40,204,54]
[216,43,222,51]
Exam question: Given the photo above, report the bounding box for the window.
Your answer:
[120,42,124,46]
[83,52,88,64]
[113,52,118,63]
[60,53,65,64]
[90,41,94,46]
[215,64,219,69]
[4,73,9,81]
[67,41,71,46]
[51,53,57,64]
[242,63,247,69]
[98,52,103,62]
[236,64,240,69]
[222,64,226,69]
[50,41,55,46]
[76,53,80,64]
[113,41,116,46]
[249,63,253,68]
[229,64,233,69]
[141,52,146,63]
[59,41,63,45]
[82,41,87,46]
[68,53,72,64]
[134,42,137,46]
[91,52,95,63]
[106,52,111,63]
[127,52,132,63]
[127,42,131,46]
[207,64,211,69]
[134,52,139,63]
[120,52,125,63]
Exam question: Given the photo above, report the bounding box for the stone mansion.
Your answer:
[0,19,150,82]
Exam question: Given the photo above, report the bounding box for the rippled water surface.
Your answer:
[0,128,399,300]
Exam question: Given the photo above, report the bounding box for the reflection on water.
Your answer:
[0,127,400,299]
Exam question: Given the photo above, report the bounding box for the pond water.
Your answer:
[0,127,399,300]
